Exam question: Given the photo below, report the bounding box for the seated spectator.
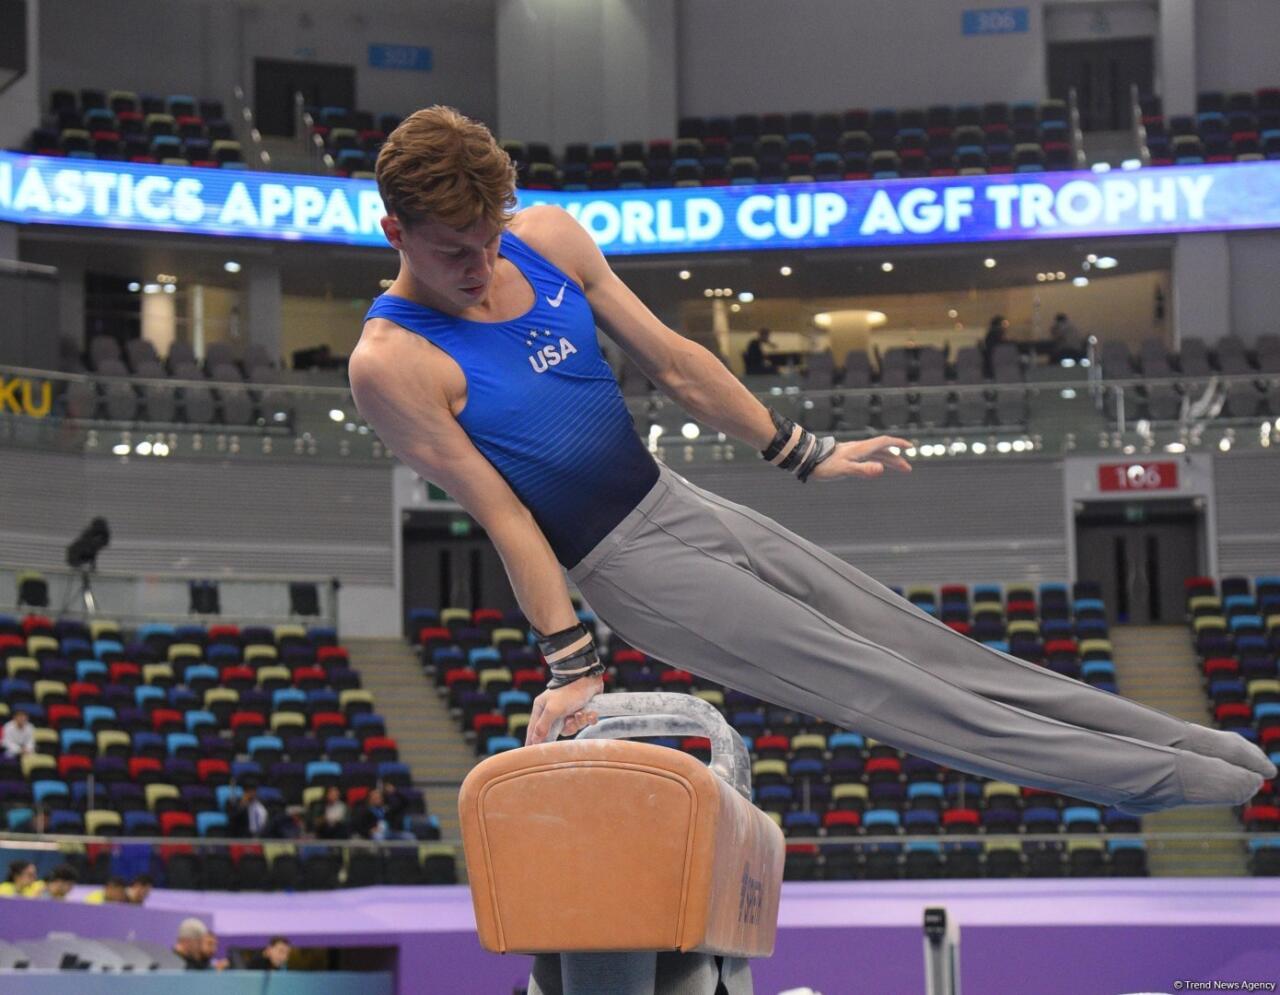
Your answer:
[227,784,269,837]
[245,935,292,971]
[84,876,127,904]
[315,786,350,840]
[982,314,1009,376]
[351,788,412,841]
[0,860,43,898]
[1049,312,1086,363]
[43,864,78,900]
[743,328,777,375]
[202,930,229,972]
[126,873,153,905]
[272,804,308,840]
[382,781,409,829]
[174,918,212,970]
[2,708,35,757]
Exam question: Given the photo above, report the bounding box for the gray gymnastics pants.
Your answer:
[568,463,1252,813]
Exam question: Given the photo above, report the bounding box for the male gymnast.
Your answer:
[350,106,1273,814]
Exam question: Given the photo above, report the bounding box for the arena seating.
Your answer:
[1137,89,1280,166]
[302,105,403,178]
[1181,574,1280,876]
[20,88,245,168]
[0,613,458,889]
[1097,335,1280,421]
[59,336,295,427]
[411,581,1149,881]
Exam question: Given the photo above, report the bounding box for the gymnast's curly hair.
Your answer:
[375,105,517,232]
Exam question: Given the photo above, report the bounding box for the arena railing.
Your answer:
[0,563,338,627]
[2,362,1278,465]
[0,828,1272,881]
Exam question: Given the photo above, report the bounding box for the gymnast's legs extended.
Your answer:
[570,465,1272,814]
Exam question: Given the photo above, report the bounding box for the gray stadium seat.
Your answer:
[1099,341,1134,378]
[204,341,237,373]
[132,359,178,422]
[1178,338,1212,376]
[182,384,217,423]
[88,334,123,371]
[166,340,197,373]
[951,348,988,425]
[801,350,836,431]
[1138,339,1175,377]
[125,338,161,372]
[96,359,140,422]
[63,379,98,419]
[840,350,873,431]
[916,348,948,427]
[876,349,910,428]
[1214,335,1254,374]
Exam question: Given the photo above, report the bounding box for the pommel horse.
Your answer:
[459,693,785,995]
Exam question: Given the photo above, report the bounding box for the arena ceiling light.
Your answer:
[881,261,894,272]
[983,257,997,268]
[1073,277,1089,287]
[1165,442,1186,453]
[112,443,130,456]
[1219,436,1232,452]
[779,265,792,276]
[681,422,700,440]
[142,283,161,294]
[329,409,345,422]
[678,269,691,280]
[1095,257,1118,269]
[224,260,242,273]
[127,282,140,293]
[737,291,754,303]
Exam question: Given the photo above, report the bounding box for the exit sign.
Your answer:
[1097,461,1180,492]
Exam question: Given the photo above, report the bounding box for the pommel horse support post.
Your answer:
[460,693,785,995]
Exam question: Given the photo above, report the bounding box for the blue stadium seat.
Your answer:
[197,811,227,837]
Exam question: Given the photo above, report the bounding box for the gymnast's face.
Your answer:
[382,214,503,314]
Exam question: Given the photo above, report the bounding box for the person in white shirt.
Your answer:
[2,709,35,757]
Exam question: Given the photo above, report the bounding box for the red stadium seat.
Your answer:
[151,708,183,733]
[865,757,902,777]
[612,649,647,666]
[47,704,82,729]
[293,666,327,689]
[942,808,980,829]
[1203,657,1240,678]
[22,615,55,636]
[109,661,141,685]
[128,756,163,782]
[58,754,92,780]
[1215,702,1252,723]
[160,811,196,836]
[68,681,102,706]
[363,736,399,762]
[316,646,349,666]
[311,712,345,735]
[822,810,861,831]
[197,759,230,784]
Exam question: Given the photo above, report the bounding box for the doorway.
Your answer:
[400,510,518,638]
[1047,38,1154,131]
[253,57,356,138]
[1074,498,1203,624]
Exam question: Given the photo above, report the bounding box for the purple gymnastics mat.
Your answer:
[127,878,1280,994]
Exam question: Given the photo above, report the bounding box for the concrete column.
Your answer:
[1171,232,1229,347]
[0,223,17,261]
[496,0,676,149]
[242,260,282,363]
[1158,0,1197,115]
[0,0,39,151]
[57,261,86,359]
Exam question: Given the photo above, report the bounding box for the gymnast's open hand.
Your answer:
[525,674,604,746]
[808,435,913,481]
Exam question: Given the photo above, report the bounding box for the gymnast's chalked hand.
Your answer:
[525,674,604,746]
[807,435,913,481]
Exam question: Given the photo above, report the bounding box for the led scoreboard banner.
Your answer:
[3,151,1280,254]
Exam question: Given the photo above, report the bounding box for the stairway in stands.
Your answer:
[1110,625,1247,876]
[345,638,475,844]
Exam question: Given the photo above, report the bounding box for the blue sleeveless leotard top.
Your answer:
[364,230,659,568]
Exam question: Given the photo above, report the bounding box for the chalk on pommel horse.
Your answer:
[459,692,785,995]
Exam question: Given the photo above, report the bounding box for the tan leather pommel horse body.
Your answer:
[459,693,784,995]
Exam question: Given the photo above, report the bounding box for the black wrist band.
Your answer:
[762,407,834,482]
[535,622,605,690]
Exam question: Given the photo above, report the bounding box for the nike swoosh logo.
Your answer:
[545,282,566,308]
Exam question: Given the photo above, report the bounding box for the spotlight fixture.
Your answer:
[881,261,894,272]
[329,409,345,422]
[224,260,242,274]
[1095,257,1118,269]
[127,282,141,293]
[66,518,111,570]
[681,422,700,440]
[737,292,754,303]
[779,265,792,276]
[678,269,691,280]
[1073,277,1089,287]
[983,258,996,269]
